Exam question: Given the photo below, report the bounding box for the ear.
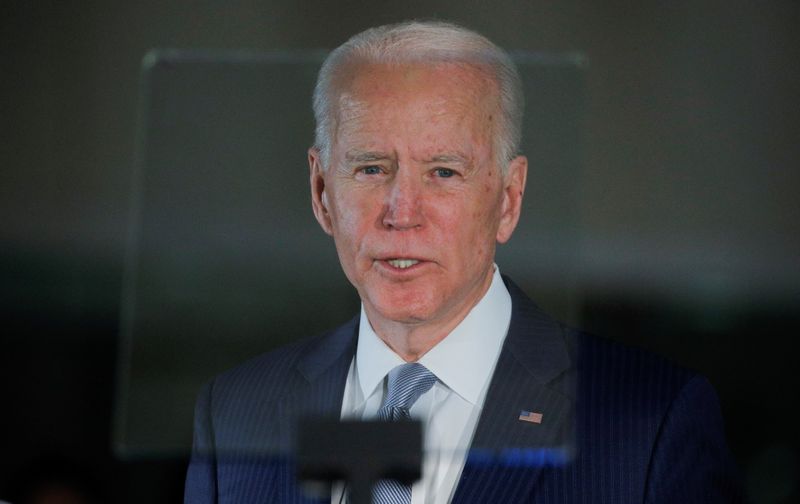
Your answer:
[496,155,528,244]
[309,147,333,236]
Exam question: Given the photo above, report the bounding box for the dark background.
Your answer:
[2,1,798,503]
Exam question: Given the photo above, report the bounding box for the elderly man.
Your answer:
[185,21,741,503]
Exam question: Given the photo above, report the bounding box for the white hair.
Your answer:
[312,20,524,172]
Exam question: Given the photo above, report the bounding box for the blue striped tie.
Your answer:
[372,363,437,504]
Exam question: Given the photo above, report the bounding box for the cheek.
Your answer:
[330,192,377,251]
[334,215,363,253]
[466,200,503,257]
[436,203,493,253]
[470,194,501,229]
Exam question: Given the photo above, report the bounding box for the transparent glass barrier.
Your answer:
[114,50,586,458]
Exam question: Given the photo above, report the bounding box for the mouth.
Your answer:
[374,255,432,274]
[386,258,420,269]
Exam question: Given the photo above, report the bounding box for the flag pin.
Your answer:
[518,410,543,424]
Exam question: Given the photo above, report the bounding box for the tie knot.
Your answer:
[379,363,437,420]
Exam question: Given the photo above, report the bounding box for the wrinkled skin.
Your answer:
[309,61,527,360]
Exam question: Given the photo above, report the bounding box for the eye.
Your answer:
[360,165,382,175]
[434,167,456,178]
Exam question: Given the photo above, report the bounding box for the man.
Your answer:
[185,21,742,503]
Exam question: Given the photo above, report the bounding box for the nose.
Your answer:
[382,169,423,230]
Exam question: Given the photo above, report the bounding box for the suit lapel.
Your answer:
[452,277,575,503]
[278,316,359,436]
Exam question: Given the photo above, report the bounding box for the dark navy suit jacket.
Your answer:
[185,278,743,503]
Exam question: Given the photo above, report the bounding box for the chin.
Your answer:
[367,288,441,324]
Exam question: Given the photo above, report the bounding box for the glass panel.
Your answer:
[114,50,586,457]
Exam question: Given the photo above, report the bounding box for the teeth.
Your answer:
[388,259,419,269]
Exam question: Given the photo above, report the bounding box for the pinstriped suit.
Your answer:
[185,277,743,503]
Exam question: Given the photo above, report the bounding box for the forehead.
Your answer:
[331,62,499,155]
[343,60,492,94]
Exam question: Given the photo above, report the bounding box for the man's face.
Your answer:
[310,62,526,332]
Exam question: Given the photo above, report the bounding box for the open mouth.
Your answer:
[386,259,420,269]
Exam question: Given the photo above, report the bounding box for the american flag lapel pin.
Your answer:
[518,410,543,424]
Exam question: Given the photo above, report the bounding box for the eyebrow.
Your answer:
[343,151,471,165]
[345,151,391,163]
[428,154,469,164]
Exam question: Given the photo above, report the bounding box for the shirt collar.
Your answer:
[355,266,512,406]
[354,309,406,405]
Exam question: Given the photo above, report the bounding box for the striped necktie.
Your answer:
[372,363,437,503]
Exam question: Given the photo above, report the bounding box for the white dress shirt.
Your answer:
[334,267,512,504]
